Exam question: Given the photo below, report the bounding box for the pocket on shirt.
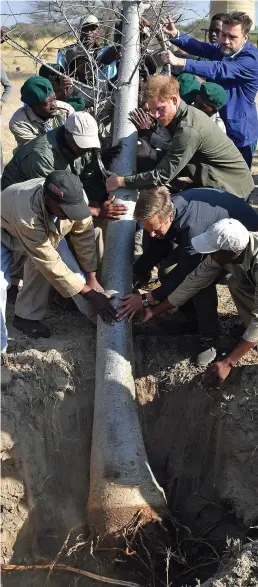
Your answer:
[227,115,247,145]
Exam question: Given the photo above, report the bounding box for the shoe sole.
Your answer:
[13,325,51,339]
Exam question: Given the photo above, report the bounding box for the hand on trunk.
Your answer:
[99,196,128,220]
[106,174,125,193]
[129,108,154,130]
[82,289,118,323]
[117,294,143,322]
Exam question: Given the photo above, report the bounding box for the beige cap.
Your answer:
[191,218,250,254]
[82,15,99,27]
[65,112,100,149]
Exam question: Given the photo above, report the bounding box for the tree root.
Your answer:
[1,563,141,587]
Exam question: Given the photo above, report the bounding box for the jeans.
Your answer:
[1,243,13,353]
[238,142,257,169]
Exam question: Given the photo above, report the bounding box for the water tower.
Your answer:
[210,1,256,29]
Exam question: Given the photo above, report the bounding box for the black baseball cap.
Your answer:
[44,170,90,221]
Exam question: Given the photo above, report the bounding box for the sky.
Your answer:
[1,0,258,28]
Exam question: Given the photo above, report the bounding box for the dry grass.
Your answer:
[1,35,73,76]
[1,36,73,163]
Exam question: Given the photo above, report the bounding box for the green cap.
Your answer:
[177,73,201,105]
[199,82,227,110]
[65,96,87,112]
[21,75,54,105]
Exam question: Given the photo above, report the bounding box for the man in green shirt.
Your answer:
[106,75,254,200]
[2,111,127,221]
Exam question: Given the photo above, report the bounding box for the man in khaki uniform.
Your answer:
[134,218,258,386]
[1,170,118,354]
[9,75,74,149]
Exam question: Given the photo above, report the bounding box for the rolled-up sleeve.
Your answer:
[168,256,222,307]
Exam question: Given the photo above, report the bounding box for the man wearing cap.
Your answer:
[57,15,101,74]
[194,82,227,133]
[9,75,74,149]
[39,63,73,101]
[138,218,258,387]
[177,73,201,105]
[1,170,118,346]
[2,111,126,222]
[39,63,87,110]
[58,15,117,86]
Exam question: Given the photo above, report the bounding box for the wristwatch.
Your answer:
[141,293,149,307]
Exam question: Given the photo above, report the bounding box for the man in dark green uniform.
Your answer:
[106,75,254,200]
[2,111,127,221]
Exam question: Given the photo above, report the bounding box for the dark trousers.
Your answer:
[134,236,220,337]
[238,142,257,170]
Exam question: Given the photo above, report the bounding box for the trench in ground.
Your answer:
[1,298,258,586]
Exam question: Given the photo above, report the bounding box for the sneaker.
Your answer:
[196,337,217,367]
[13,315,51,338]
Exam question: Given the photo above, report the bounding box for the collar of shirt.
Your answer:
[47,213,61,235]
[166,99,188,134]
[24,104,52,132]
[224,41,247,60]
[49,215,58,223]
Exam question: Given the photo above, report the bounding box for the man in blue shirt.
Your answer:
[117,186,258,365]
[161,11,258,169]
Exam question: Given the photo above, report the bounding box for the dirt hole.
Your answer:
[1,303,258,585]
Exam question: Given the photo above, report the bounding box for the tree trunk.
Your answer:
[87,0,166,539]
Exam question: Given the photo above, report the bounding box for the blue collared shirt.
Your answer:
[171,33,258,147]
